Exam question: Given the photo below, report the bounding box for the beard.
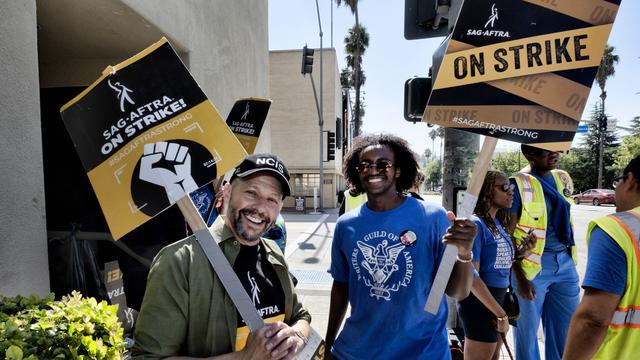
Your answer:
[228,206,273,242]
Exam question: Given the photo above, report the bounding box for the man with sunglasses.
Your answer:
[324,134,476,360]
[564,156,640,359]
[508,144,579,360]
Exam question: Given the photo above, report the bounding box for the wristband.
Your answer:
[294,330,309,345]
[456,251,473,263]
[497,314,509,322]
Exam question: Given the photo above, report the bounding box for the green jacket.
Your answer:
[132,217,311,359]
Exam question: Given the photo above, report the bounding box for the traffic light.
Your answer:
[301,45,314,75]
[404,77,432,122]
[599,114,608,132]
[327,131,336,161]
[404,0,455,40]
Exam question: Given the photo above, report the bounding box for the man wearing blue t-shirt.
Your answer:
[564,156,640,359]
[508,144,579,360]
[324,134,477,360]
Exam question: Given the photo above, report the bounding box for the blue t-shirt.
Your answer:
[471,216,514,288]
[329,196,451,360]
[510,174,567,252]
[582,226,627,296]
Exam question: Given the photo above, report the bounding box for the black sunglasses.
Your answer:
[613,174,628,189]
[529,149,552,157]
[357,160,394,174]
[494,183,515,193]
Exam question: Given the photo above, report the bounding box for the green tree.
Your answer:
[343,24,369,135]
[423,148,432,162]
[630,116,640,135]
[340,67,352,88]
[614,134,640,173]
[429,129,437,160]
[424,160,441,190]
[492,150,524,176]
[582,103,619,188]
[594,44,619,187]
[336,0,368,136]
[558,148,594,193]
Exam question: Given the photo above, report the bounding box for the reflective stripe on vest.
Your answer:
[512,170,576,279]
[611,306,640,328]
[513,173,547,278]
[609,211,640,264]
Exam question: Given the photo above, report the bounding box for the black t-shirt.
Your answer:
[233,243,285,328]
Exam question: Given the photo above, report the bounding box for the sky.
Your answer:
[268,1,640,156]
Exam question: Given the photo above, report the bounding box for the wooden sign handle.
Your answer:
[175,195,266,331]
[424,137,497,314]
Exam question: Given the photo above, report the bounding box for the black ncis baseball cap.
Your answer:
[230,153,292,198]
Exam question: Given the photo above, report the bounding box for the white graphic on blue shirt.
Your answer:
[351,232,413,301]
[494,227,514,270]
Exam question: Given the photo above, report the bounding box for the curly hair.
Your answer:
[474,170,511,235]
[343,134,419,194]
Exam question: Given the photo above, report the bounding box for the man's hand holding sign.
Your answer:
[422,0,622,314]
[60,38,323,359]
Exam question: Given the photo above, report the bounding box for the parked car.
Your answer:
[573,189,616,206]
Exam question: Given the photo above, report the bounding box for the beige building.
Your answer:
[1,0,269,296]
[269,49,346,209]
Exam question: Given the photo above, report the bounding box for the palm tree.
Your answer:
[429,129,437,161]
[344,24,368,135]
[335,0,367,136]
[594,44,619,188]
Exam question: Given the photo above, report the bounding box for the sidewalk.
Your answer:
[282,208,337,338]
[281,204,544,359]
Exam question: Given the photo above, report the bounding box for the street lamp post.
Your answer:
[315,0,324,211]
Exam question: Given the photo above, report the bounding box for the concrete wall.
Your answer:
[269,49,344,208]
[0,1,50,296]
[0,0,269,296]
[122,0,271,152]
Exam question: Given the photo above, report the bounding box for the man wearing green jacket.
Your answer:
[133,154,311,359]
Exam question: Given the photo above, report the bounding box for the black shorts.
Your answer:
[457,287,507,343]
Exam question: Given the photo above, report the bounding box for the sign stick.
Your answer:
[175,195,266,331]
[425,136,498,314]
[176,194,326,358]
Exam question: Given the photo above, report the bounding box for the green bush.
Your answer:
[0,291,125,359]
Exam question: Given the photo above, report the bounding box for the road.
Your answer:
[281,196,617,358]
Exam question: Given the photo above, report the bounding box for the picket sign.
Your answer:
[421,0,622,314]
[175,195,325,359]
[424,137,497,313]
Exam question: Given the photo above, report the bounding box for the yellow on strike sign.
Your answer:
[424,0,621,151]
[60,38,247,239]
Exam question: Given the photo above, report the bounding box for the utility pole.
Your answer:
[315,0,324,211]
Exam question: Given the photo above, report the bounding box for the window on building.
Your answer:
[292,174,320,196]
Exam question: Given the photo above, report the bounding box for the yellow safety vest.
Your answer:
[589,207,640,360]
[344,190,367,213]
[512,169,577,280]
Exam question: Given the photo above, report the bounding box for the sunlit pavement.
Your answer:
[281,195,615,358]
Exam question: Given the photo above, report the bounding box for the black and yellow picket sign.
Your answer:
[424,0,621,151]
[226,98,272,154]
[60,38,247,240]
[423,0,623,315]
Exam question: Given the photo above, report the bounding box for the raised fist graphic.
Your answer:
[139,141,198,203]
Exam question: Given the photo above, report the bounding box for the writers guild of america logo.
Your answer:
[466,2,510,38]
[351,237,413,301]
[107,79,135,112]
